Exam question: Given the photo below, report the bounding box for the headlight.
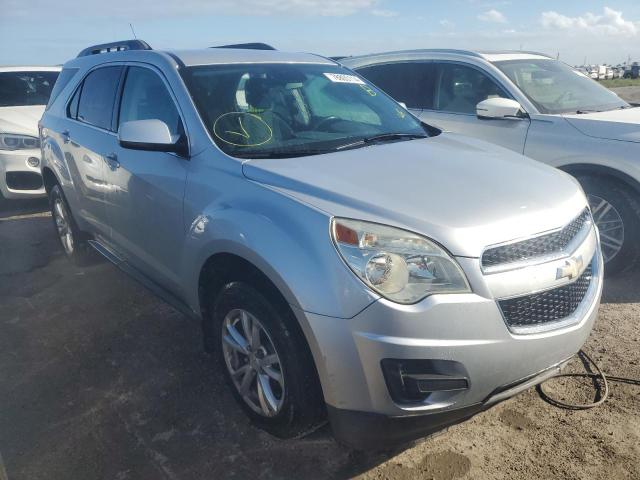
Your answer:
[0,134,40,150]
[331,218,470,304]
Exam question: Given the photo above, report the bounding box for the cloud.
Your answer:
[440,19,455,28]
[371,9,398,18]
[541,7,637,36]
[2,0,379,18]
[478,9,507,23]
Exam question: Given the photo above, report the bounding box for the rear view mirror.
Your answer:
[118,119,186,155]
[476,98,525,120]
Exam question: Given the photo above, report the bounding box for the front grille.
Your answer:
[5,171,43,191]
[482,208,591,270]
[498,260,593,330]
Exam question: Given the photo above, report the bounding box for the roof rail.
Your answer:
[211,43,276,51]
[77,40,152,58]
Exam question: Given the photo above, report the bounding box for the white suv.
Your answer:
[344,50,640,274]
[0,66,60,199]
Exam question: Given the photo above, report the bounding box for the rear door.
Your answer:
[419,62,530,153]
[61,65,123,240]
[105,64,189,293]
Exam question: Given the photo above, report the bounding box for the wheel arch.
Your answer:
[197,250,327,404]
[41,166,59,194]
[558,163,640,196]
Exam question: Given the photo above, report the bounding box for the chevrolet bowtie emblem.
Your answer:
[556,255,584,281]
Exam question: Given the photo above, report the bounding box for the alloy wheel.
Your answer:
[221,309,285,417]
[53,198,75,255]
[588,194,624,264]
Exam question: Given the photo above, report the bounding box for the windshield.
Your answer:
[0,71,60,107]
[181,63,426,158]
[493,59,628,114]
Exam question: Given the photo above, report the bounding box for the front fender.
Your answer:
[181,181,379,319]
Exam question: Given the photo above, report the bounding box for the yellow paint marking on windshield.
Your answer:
[225,117,250,139]
[213,112,273,147]
[359,84,377,96]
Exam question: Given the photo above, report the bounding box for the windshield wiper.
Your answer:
[336,133,428,151]
[235,150,329,159]
[575,109,601,114]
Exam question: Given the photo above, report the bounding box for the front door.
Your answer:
[105,65,189,293]
[418,62,530,154]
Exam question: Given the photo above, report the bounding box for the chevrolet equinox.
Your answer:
[39,41,603,449]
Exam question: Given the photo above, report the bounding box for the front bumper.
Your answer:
[328,357,569,449]
[299,240,603,448]
[0,149,45,199]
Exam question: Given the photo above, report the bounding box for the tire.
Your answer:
[210,281,325,438]
[577,176,640,275]
[48,184,96,266]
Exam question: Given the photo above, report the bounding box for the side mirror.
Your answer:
[118,119,187,155]
[476,98,525,120]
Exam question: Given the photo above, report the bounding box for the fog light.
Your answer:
[27,157,40,168]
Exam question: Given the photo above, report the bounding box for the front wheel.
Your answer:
[578,176,640,275]
[210,281,325,438]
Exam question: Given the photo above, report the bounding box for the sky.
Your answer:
[2,0,640,66]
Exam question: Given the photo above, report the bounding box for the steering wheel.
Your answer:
[313,116,343,131]
[266,111,296,139]
[554,90,573,106]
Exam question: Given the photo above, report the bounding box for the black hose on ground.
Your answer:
[537,349,640,410]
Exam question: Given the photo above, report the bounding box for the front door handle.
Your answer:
[62,130,70,144]
[105,153,120,170]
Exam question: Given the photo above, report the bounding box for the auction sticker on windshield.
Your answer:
[323,73,365,84]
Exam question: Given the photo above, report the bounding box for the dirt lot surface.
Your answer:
[611,85,640,104]
[0,198,638,480]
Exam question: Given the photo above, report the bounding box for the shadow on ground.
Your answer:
[0,212,402,480]
[1,201,638,480]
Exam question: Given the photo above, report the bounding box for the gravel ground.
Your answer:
[0,199,639,480]
[610,85,640,104]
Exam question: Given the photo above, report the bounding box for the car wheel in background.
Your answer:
[48,184,95,266]
[210,281,325,438]
[578,176,640,275]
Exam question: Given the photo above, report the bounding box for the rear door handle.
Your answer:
[105,153,120,169]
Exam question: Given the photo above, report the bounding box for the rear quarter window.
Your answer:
[46,68,77,110]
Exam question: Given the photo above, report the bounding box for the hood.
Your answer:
[563,107,640,143]
[0,105,45,136]
[242,133,587,258]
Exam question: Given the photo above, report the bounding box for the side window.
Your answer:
[118,67,182,137]
[76,66,123,130]
[67,85,81,119]
[434,63,509,114]
[46,68,77,110]
[356,62,435,109]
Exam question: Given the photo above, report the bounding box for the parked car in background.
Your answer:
[605,67,614,80]
[345,50,640,274]
[624,63,639,79]
[40,41,602,449]
[0,66,60,199]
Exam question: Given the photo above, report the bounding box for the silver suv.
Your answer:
[40,41,602,449]
[344,50,640,275]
